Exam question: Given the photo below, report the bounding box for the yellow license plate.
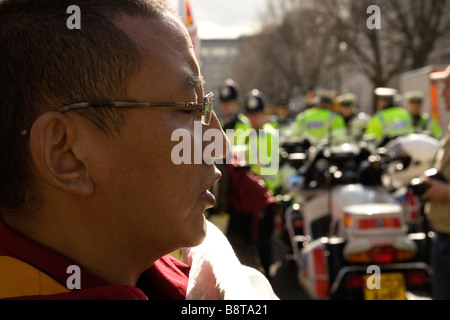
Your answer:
[363,273,406,300]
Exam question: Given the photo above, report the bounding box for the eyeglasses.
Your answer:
[20,92,214,136]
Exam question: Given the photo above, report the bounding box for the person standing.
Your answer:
[243,89,279,191]
[292,90,347,146]
[218,79,250,135]
[422,64,450,299]
[336,93,371,143]
[209,78,250,230]
[242,89,279,278]
[365,87,414,147]
[0,0,278,300]
[404,90,443,139]
[216,78,251,165]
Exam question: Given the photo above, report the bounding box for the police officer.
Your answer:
[364,87,414,147]
[242,89,279,278]
[336,93,371,143]
[292,90,347,146]
[404,90,442,139]
[208,79,251,235]
[216,78,250,168]
[219,79,250,130]
[244,89,279,190]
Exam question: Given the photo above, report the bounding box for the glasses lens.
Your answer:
[202,92,214,125]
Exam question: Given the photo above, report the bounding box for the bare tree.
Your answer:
[385,0,450,69]
[331,0,404,89]
[330,0,450,110]
[231,0,337,105]
[230,0,450,111]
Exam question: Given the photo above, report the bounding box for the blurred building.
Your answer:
[198,38,243,117]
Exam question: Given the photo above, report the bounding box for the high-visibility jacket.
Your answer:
[221,113,251,157]
[344,112,371,143]
[292,107,347,146]
[365,106,414,145]
[246,122,279,192]
[411,113,443,139]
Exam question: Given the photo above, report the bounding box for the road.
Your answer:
[267,232,310,300]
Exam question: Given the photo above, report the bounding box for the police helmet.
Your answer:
[374,87,398,98]
[316,89,334,105]
[404,91,424,103]
[244,89,268,113]
[381,133,440,189]
[219,78,240,102]
[336,93,357,106]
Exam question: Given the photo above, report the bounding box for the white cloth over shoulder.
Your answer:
[181,220,279,300]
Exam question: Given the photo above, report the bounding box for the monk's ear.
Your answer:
[28,112,94,197]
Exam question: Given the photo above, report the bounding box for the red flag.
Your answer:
[179,0,200,57]
[185,0,193,27]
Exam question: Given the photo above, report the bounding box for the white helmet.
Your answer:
[381,133,440,189]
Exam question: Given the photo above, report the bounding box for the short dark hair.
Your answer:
[0,0,175,212]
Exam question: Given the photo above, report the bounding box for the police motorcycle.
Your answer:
[379,134,441,235]
[283,134,435,300]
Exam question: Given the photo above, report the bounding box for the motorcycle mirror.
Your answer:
[287,152,308,170]
[285,174,305,192]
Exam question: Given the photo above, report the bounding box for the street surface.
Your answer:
[266,233,310,300]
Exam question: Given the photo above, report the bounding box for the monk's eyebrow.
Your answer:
[187,74,205,90]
